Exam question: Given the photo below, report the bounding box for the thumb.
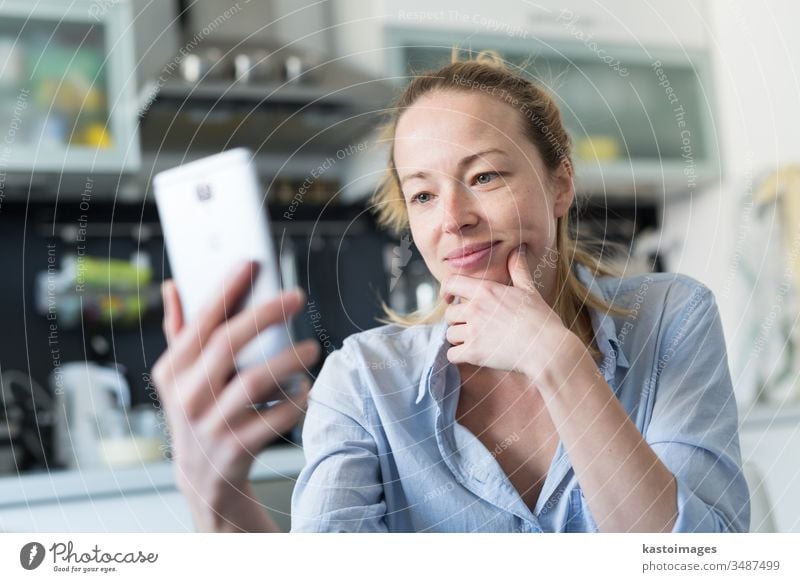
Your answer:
[508,244,535,289]
[161,280,185,345]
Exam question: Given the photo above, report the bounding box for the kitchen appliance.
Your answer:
[50,361,131,470]
[0,370,55,473]
[0,373,23,473]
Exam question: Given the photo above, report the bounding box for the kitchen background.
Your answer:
[0,0,798,532]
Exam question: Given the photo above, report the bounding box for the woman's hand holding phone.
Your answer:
[151,261,320,532]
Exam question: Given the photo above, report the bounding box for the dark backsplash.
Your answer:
[0,198,393,470]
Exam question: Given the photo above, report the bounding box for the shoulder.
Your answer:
[593,270,717,321]
[338,322,438,372]
[312,322,438,406]
[593,270,713,306]
[590,270,722,355]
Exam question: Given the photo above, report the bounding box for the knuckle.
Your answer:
[205,329,232,359]
[465,326,476,341]
[240,372,263,401]
[179,397,202,422]
[300,340,321,363]
[151,358,177,390]
[151,361,167,386]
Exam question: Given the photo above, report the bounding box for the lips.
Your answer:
[444,241,500,269]
[445,241,498,261]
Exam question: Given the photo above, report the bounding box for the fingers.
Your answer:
[215,340,320,419]
[162,280,185,345]
[440,274,481,303]
[224,289,306,359]
[237,379,311,451]
[507,243,535,289]
[173,261,260,360]
[446,323,468,346]
[196,288,309,393]
[446,343,468,364]
[444,301,467,325]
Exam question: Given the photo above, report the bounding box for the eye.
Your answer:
[474,172,500,185]
[410,192,432,204]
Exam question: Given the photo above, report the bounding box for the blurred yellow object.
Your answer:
[83,86,106,112]
[755,165,800,292]
[575,135,620,161]
[82,122,113,148]
[99,436,164,468]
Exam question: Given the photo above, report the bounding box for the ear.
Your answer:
[550,159,575,219]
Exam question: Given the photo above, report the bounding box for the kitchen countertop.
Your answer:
[2,405,797,510]
[0,444,305,510]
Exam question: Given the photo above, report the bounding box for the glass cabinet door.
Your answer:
[0,17,112,150]
[0,0,139,174]
[391,29,718,195]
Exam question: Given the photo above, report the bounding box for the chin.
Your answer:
[446,264,508,283]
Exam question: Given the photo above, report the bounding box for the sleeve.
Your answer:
[289,341,388,532]
[644,283,751,533]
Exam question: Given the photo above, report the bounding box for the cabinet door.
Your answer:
[382,0,708,49]
[0,0,139,174]
[387,30,718,196]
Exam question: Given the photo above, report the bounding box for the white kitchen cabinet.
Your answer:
[382,0,709,50]
[0,0,140,175]
[332,0,709,78]
[331,1,718,199]
[739,406,800,533]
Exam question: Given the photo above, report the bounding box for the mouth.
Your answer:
[444,241,500,269]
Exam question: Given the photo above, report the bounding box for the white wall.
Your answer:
[660,0,800,403]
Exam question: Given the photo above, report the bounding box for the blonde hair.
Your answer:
[371,49,628,360]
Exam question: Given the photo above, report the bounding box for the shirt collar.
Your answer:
[416,319,450,405]
[574,263,630,372]
[415,263,629,405]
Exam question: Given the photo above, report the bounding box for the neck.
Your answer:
[457,363,531,391]
[538,261,560,309]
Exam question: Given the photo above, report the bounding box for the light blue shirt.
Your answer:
[290,265,750,532]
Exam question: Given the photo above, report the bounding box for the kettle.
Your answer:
[50,362,130,470]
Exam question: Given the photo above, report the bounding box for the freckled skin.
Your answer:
[393,90,575,306]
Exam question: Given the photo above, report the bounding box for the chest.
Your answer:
[455,370,559,510]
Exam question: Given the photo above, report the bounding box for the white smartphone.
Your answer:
[153,148,293,379]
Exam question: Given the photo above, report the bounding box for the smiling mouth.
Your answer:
[444,241,500,268]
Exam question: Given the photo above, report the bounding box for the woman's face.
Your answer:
[393,90,574,303]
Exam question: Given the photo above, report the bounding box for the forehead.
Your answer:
[393,90,527,167]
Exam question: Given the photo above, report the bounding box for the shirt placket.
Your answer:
[430,359,547,532]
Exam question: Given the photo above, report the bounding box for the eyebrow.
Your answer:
[399,148,509,187]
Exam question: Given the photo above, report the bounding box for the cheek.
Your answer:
[407,221,441,275]
[497,202,557,258]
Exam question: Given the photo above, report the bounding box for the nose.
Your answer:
[440,183,479,234]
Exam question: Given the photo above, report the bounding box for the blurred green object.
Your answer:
[74,256,152,290]
[35,253,159,329]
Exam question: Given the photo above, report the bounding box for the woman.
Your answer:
[152,52,750,533]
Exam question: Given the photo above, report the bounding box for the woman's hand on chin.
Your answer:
[442,244,587,385]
